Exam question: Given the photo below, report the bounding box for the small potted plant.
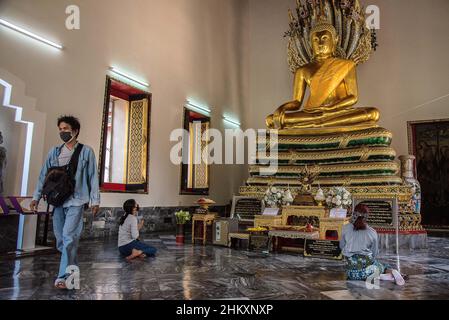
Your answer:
[175,210,191,244]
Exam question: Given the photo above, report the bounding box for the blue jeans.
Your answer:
[53,205,84,279]
[119,240,157,257]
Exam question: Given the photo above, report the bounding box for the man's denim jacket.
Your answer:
[32,143,100,208]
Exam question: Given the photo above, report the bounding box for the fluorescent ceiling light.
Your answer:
[0,18,63,50]
[109,67,149,87]
[185,100,211,115]
[223,116,241,127]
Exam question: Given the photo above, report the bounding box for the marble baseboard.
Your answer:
[79,205,228,240]
[0,214,20,254]
[31,205,230,243]
[379,233,428,250]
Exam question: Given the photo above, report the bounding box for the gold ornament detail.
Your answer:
[257,127,392,146]
[259,147,396,163]
[286,0,373,72]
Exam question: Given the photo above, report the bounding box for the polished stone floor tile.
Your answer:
[321,289,373,300]
[1,235,449,300]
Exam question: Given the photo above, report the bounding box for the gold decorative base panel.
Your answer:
[246,175,404,187]
[250,161,399,176]
[277,123,379,135]
[256,146,396,164]
[258,127,393,150]
[241,185,412,202]
[239,185,423,232]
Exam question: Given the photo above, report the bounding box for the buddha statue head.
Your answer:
[310,21,339,60]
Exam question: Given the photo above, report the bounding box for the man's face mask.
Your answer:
[60,131,73,143]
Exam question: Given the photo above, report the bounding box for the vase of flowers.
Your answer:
[263,186,294,208]
[399,155,421,214]
[175,210,191,244]
[314,187,326,206]
[325,187,352,209]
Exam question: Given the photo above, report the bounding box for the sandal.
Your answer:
[54,278,67,290]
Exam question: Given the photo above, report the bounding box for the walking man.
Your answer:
[31,115,100,289]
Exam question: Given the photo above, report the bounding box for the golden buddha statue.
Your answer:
[266,20,379,131]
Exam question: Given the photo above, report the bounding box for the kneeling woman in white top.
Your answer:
[118,199,157,260]
[340,204,406,286]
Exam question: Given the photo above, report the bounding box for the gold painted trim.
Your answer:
[245,175,404,187]
[249,161,400,175]
[123,100,130,183]
[258,127,393,145]
[99,75,152,193]
[141,99,148,183]
[188,122,194,188]
[240,185,413,202]
[204,122,210,188]
[256,146,396,162]
[181,107,211,195]
[127,99,147,184]
[277,124,379,136]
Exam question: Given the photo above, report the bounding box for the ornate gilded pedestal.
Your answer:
[243,112,425,236]
[241,185,425,234]
[192,213,217,245]
[240,86,427,247]
[319,218,349,240]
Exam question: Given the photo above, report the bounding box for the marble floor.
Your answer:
[1,235,449,300]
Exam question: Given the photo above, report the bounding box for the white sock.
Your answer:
[392,269,405,286]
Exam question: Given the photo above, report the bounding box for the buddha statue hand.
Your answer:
[267,100,302,129]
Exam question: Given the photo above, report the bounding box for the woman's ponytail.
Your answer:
[119,199,136,226]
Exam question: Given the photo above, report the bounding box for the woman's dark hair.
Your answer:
[119,199,137,226]
[57,115,81,138]
[353,203,369,231]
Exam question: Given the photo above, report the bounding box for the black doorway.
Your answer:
[409,119,449,228]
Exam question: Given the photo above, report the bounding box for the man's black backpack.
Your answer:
[42,144,84,207]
